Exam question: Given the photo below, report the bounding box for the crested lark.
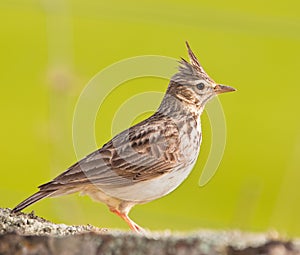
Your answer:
[12,42,235,232]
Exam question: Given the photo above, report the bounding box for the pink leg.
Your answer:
[110,208,144,233]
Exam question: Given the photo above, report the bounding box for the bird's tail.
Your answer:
[11,191,54,213]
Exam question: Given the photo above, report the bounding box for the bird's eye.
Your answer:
[196,82,205,90]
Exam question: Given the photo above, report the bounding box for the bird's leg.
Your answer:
[109,208,144,233]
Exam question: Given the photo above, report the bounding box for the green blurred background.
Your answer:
[1,0,300,235]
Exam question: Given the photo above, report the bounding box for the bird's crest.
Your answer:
[172,41,214,83]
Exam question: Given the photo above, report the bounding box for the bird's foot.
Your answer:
[109,208,146,234]
[128,220,146,234]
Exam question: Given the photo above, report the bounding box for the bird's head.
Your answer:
[167,42,236,113]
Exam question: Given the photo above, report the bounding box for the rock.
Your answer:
[0,208,299,255]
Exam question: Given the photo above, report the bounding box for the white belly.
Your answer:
[99,161,197,203]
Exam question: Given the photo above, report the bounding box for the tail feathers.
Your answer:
[11,191,54,213]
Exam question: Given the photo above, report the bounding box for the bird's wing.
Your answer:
[39,115,181,190]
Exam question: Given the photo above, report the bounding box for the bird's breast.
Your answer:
[177,117,202,165]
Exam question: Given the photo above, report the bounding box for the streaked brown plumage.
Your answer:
[12,42,235,232]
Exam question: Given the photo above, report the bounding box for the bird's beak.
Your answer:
[214,84,236,94]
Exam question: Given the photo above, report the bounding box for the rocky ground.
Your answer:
[0,208,299,255]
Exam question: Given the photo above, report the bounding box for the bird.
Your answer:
[12,42,235,232]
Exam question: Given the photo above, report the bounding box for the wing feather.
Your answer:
[39,115,181,191]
